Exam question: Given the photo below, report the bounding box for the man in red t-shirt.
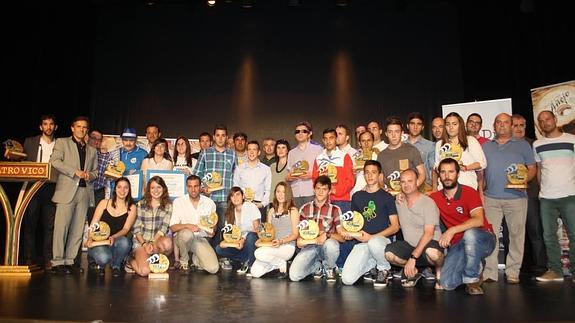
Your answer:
[430,158,496,295]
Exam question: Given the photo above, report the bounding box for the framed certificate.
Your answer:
[124,171,143,200]
[146,170,187,198]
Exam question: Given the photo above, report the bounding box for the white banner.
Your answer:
[442,98,513,140]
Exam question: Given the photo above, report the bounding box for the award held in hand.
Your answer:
[318,161,338,184]
[439,142,463,162]
[386,170,402,196]
[297,219,320,245]
[221,224,242,248]
[104,160,126,179]
[147,253,170,280]
[88,221,111,248]
[198,212,218,235]
[505,163,528,189]
[202,171,224,193]
[244,187,255,202]
[256,222,275,247]
[290,160,309,177]
[353,149,373,171]
[2,139,27,160]
[341,211,365,238]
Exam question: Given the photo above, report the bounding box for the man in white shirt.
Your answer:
[367,120,388,152]
[336,124,358,159]
[233,141,272,221]
[170,175,219,274]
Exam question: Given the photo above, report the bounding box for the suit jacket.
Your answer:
[50,137,98,205]
[23,134,58,182]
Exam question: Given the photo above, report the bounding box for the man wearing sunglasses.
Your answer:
[287,121,323,208]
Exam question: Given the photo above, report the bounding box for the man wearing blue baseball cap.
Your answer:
[119,128,148,175]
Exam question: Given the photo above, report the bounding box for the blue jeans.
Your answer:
[88,236,132,269]
[342,236,391,285]
[441,228,496,290]
[289,238,340,282]
[215,232,258,266]
[331,200,351,214]
[211,201,228,247]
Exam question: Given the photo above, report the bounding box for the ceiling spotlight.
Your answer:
[335,0,349,7]
[207,0,216,6]
[242,0,254,8]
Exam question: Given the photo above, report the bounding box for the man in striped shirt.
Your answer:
[533,110,575,282]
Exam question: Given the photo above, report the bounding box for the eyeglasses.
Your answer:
[467,120,482,125]
[294,129,310,134]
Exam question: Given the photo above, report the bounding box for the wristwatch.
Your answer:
[410,254,418,260]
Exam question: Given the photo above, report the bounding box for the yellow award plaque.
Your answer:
[291,160,309,177]
[256,222,276,247]
[297,219,320,245]
[505,163,528,189]
[104,161,126,179]
[88,221,111,248]
[2,140,27,161]
[439,142,463,162]
[147,253,170,280]
[386,170,402,196]
[341,211,365,238]
[203,171,224,193]
[244,187,255,202]
[198,212,219,235]
[221,223,242,248]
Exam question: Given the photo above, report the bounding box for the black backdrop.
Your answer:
[2,0,574,260]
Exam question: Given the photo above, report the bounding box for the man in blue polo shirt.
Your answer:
[118,128,148,175]
[482,113,536,284]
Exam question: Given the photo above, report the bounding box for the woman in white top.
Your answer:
[141,138,174,176]
[215,187,260,274]
[251,182,299,279]
[172,136,196,176]
[433,112,486,190]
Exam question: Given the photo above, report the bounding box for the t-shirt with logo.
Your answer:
[430,184,493,245]
[376,143,423,189]
[350,189,397,236]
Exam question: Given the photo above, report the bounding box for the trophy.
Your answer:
[256,222,276,247]
[505,163,528,189]
[221,223,242,248]
[341,211,365,238]
[354,149,374,171]
[2,139,27,160]
[439,142,463,162]
[244,187,255,202]
[88,221,111,247]
[104,160,126,179]
[147,253,170,280]
[198,212,219,235]
[318,161,338,184]
[297,219,320,245]
[386,170,402,195]
[290,160,309,177]
[202,171,224,193]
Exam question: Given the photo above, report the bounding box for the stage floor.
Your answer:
[1,268,574,322]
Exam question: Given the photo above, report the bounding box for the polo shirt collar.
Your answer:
[442,184,462,201]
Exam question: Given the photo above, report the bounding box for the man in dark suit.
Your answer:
[49,116,98,274]
[21,115,58,269]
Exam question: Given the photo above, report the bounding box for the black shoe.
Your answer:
[98,268,105,276]
[63,265,74,275]
[112,267,122,277]
[50,265,65,275]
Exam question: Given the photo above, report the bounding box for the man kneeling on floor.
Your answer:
[385,169,443,288]
[429,158,496,295]
[340,160,399,287]
[129,236,173,277]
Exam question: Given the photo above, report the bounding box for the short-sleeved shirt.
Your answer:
[434,136,487,190]
[396,194,441,246]
[533,132,575,199]
[377,143,423,188]
[233,202,261,237]
[287,142,323,198]
[430,184,493,245]
[299,200,341,234]
[483,137,535,199]
[170,194,216,238]
[351,189,397,235]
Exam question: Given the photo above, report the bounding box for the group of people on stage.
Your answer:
[17,109,575,296]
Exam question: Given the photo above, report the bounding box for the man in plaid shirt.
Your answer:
[193,124,237,242]
[289,175,343,282]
